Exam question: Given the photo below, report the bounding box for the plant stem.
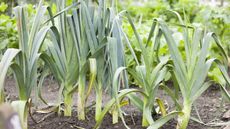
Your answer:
[95,82,102,121]
[112,108,119,124]
[64,92,73,116]
[142,98,149,127]
[58,83,64,115]
[176,101,192,129]
[22,108,28,129]
[78,75,85,120]
[19,94,28,101]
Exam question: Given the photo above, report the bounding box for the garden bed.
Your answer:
[4,77,229,129]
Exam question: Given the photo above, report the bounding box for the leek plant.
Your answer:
[94,66,180,129]
[97,2,128,123]
[41,0,82,117]
[158,15,230,129]
[12,0,53,101]
[63,0,129,123]
[0,49,20,103]
[69,1,93,119]
[119,12,180,127]
[42,0,98,118]
[68,0,128,121]
[107,37,128,124]
[41,0,105,119]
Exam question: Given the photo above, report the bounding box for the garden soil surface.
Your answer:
[4,76,230,129]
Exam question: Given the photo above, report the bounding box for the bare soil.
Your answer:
[4,77,230,129]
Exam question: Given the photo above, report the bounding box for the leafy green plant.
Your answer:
[12,0,53,101]
[118,0,171,22]
[68,0,128,121]
[41,0,82,117]
[0,2,8,12]
[158,15,230,129]
[117,12,182,127]
[42,0,123,120]
[194,5,230,55]
[0,2,18,53]
[89,1,128,122]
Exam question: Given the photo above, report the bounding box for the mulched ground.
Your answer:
[4,77,230,129]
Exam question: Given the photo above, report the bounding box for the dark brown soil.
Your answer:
[4,77,230,129]
[28,110,144,129]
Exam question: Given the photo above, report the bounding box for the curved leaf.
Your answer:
[0,49,20,102]
[147,111,182,129]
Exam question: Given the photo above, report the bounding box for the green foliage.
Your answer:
[0,2,8,12]
[158,15,230,128]
[118,0,171,22]
[0,1,230,129]
[194,6,230,54]
[0,49,20,102]
[12,0,52,100]
[0,3,37,57]
[122,13,171,126]
[0,3,18,53]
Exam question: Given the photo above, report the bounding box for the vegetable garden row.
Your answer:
[0,0,230,129]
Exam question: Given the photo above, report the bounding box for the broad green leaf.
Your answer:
[147,111,182,129]
[0,49,20,102]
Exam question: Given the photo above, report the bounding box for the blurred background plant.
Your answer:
[0,2,38,56]
[0,2,18,54]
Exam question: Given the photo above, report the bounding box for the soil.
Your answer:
[4,77,230,129]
